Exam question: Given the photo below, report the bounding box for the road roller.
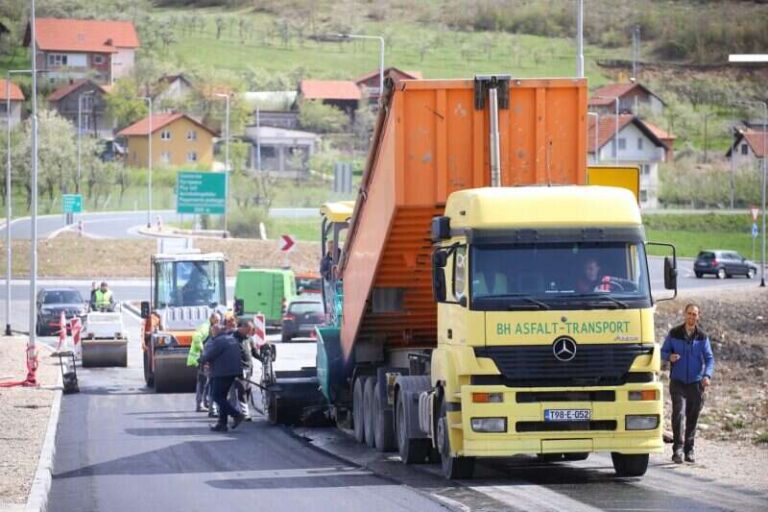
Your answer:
[81,305,128,367]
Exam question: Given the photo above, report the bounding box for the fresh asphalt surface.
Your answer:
[31,306,766,512]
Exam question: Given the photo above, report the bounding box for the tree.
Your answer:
[298,101,348,133]
[106,78,147,131]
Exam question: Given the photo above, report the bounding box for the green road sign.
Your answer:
[176,171,226,215]
[62,194,83,214]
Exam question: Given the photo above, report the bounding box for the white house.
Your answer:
[243,125,319,178]
[726,128,766,169]
[0,79,24,129]
[588,114,672,209]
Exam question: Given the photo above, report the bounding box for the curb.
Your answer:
[25,352,64,512]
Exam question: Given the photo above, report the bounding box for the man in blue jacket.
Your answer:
[661,303,715,464]
[200,327,245,432]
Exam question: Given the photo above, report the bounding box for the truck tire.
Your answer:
[352,377,367,444]
[143,351,154,388]
[373,381,396,452]
[395,391,429,464]
[437,399,474,479]
[363,378,376,448]
[611,452,648,477]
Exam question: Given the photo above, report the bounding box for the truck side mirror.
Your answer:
[432,250,448,268]
[664,256,677,290]
[431,216,451,242]
[234,298,244,316]
[432,267,447,302]
[140,301,150,319]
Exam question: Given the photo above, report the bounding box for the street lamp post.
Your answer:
[214,93,230,232]
[5,70,32,336]
[339,33,385,102]
[29,0,39,350]
[140,97,152,228]
[734,100,767,287]
[592,95,620,164]
[77,90,95,195]
[587,112,599,164]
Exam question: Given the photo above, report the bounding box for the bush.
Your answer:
[298,101,349,133]
[227,206,269,238]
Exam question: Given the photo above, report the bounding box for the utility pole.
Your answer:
[29,0,39,355]
[576,0,584,78]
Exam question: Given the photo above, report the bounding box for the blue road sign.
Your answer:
[752,223,759,238]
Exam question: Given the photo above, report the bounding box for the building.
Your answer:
[24,18,140,85]
[117,113,217,168]
[726,128,766,168]
[153,74,195,109]
[588,82,665,116]
[297,80,361,119]
[355,67,421,104]
[588,114,671,209]
[0,79,25,129]
[48,79,113,139]
[243,125,319,178]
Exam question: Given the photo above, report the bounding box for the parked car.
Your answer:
[36,288,88,336]
[281,297,324,343]
[694,250,758,279]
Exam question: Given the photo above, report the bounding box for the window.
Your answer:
[0,104,6,115]
[453,246,466,301]
[187,130,197,141]
[618,138,626,150]
[640,164,650,175]
[160,130,171,140]
[160,151,171,164]
[93,55,105,65]
[741,143,749,155]
[640,190,648,202]
[637,138,644,151]
[187,152,197,162]
[47,53,68,66]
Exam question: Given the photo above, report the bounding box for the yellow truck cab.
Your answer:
[426,185,665,478]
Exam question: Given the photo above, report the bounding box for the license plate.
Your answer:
[544,409,591,422]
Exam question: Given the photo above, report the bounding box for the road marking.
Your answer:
[469,482,604,512]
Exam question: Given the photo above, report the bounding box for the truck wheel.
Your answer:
[395,392,429,464]
[437,399,474,479]
[373,381,396,452]
[363,378,376,448]
[611,453,648,477]
[143,351,154,387]
[352,377,367,444]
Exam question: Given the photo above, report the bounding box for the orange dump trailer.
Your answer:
[338,77,587,363]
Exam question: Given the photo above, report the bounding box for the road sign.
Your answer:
[176,171,226,215]
[750,207,760,222]
[753,223,759,238]
[279,234,296,253]
[62,194,82,214]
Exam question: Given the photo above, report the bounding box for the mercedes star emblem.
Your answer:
[552,336,577,362]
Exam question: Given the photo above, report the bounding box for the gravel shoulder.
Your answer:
[654,287,768,493]
[0,337,59,509]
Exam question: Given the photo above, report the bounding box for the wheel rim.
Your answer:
[748,269,755,278]
[718,269,725,279]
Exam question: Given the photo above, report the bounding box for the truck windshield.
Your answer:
[155,260,225,308]
[470,241,651,310]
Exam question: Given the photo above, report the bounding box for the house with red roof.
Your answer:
[297,80,361,120]
[0,79,25,129]
[24,18,140,85]
[48,79,114,138]
[588,114,673,208]
[355,67,421,104]
[588,82,665,116]
[726,128,766,169]
[117,113,217,168]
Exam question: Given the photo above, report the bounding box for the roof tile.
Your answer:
[117,113,216,137]
[300,80,361,101]
[33,18,139,53]
[0,79,24,101]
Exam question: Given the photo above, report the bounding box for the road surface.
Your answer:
[0,211,182,240]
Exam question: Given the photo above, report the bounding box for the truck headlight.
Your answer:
[625,415,659,430]
[471,417,507,433]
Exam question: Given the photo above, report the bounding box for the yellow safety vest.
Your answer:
[94,289,113,308]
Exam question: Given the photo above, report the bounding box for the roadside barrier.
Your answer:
[253,313,266,347]
[0,342,38,388]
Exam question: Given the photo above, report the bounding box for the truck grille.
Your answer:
[474,344,653,387]
[516,420,617,432]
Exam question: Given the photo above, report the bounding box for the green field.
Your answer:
[646,229,760,259]
[159,9,615,84]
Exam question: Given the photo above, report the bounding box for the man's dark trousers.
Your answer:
[670,379,704,454]
[211,375,240,425]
